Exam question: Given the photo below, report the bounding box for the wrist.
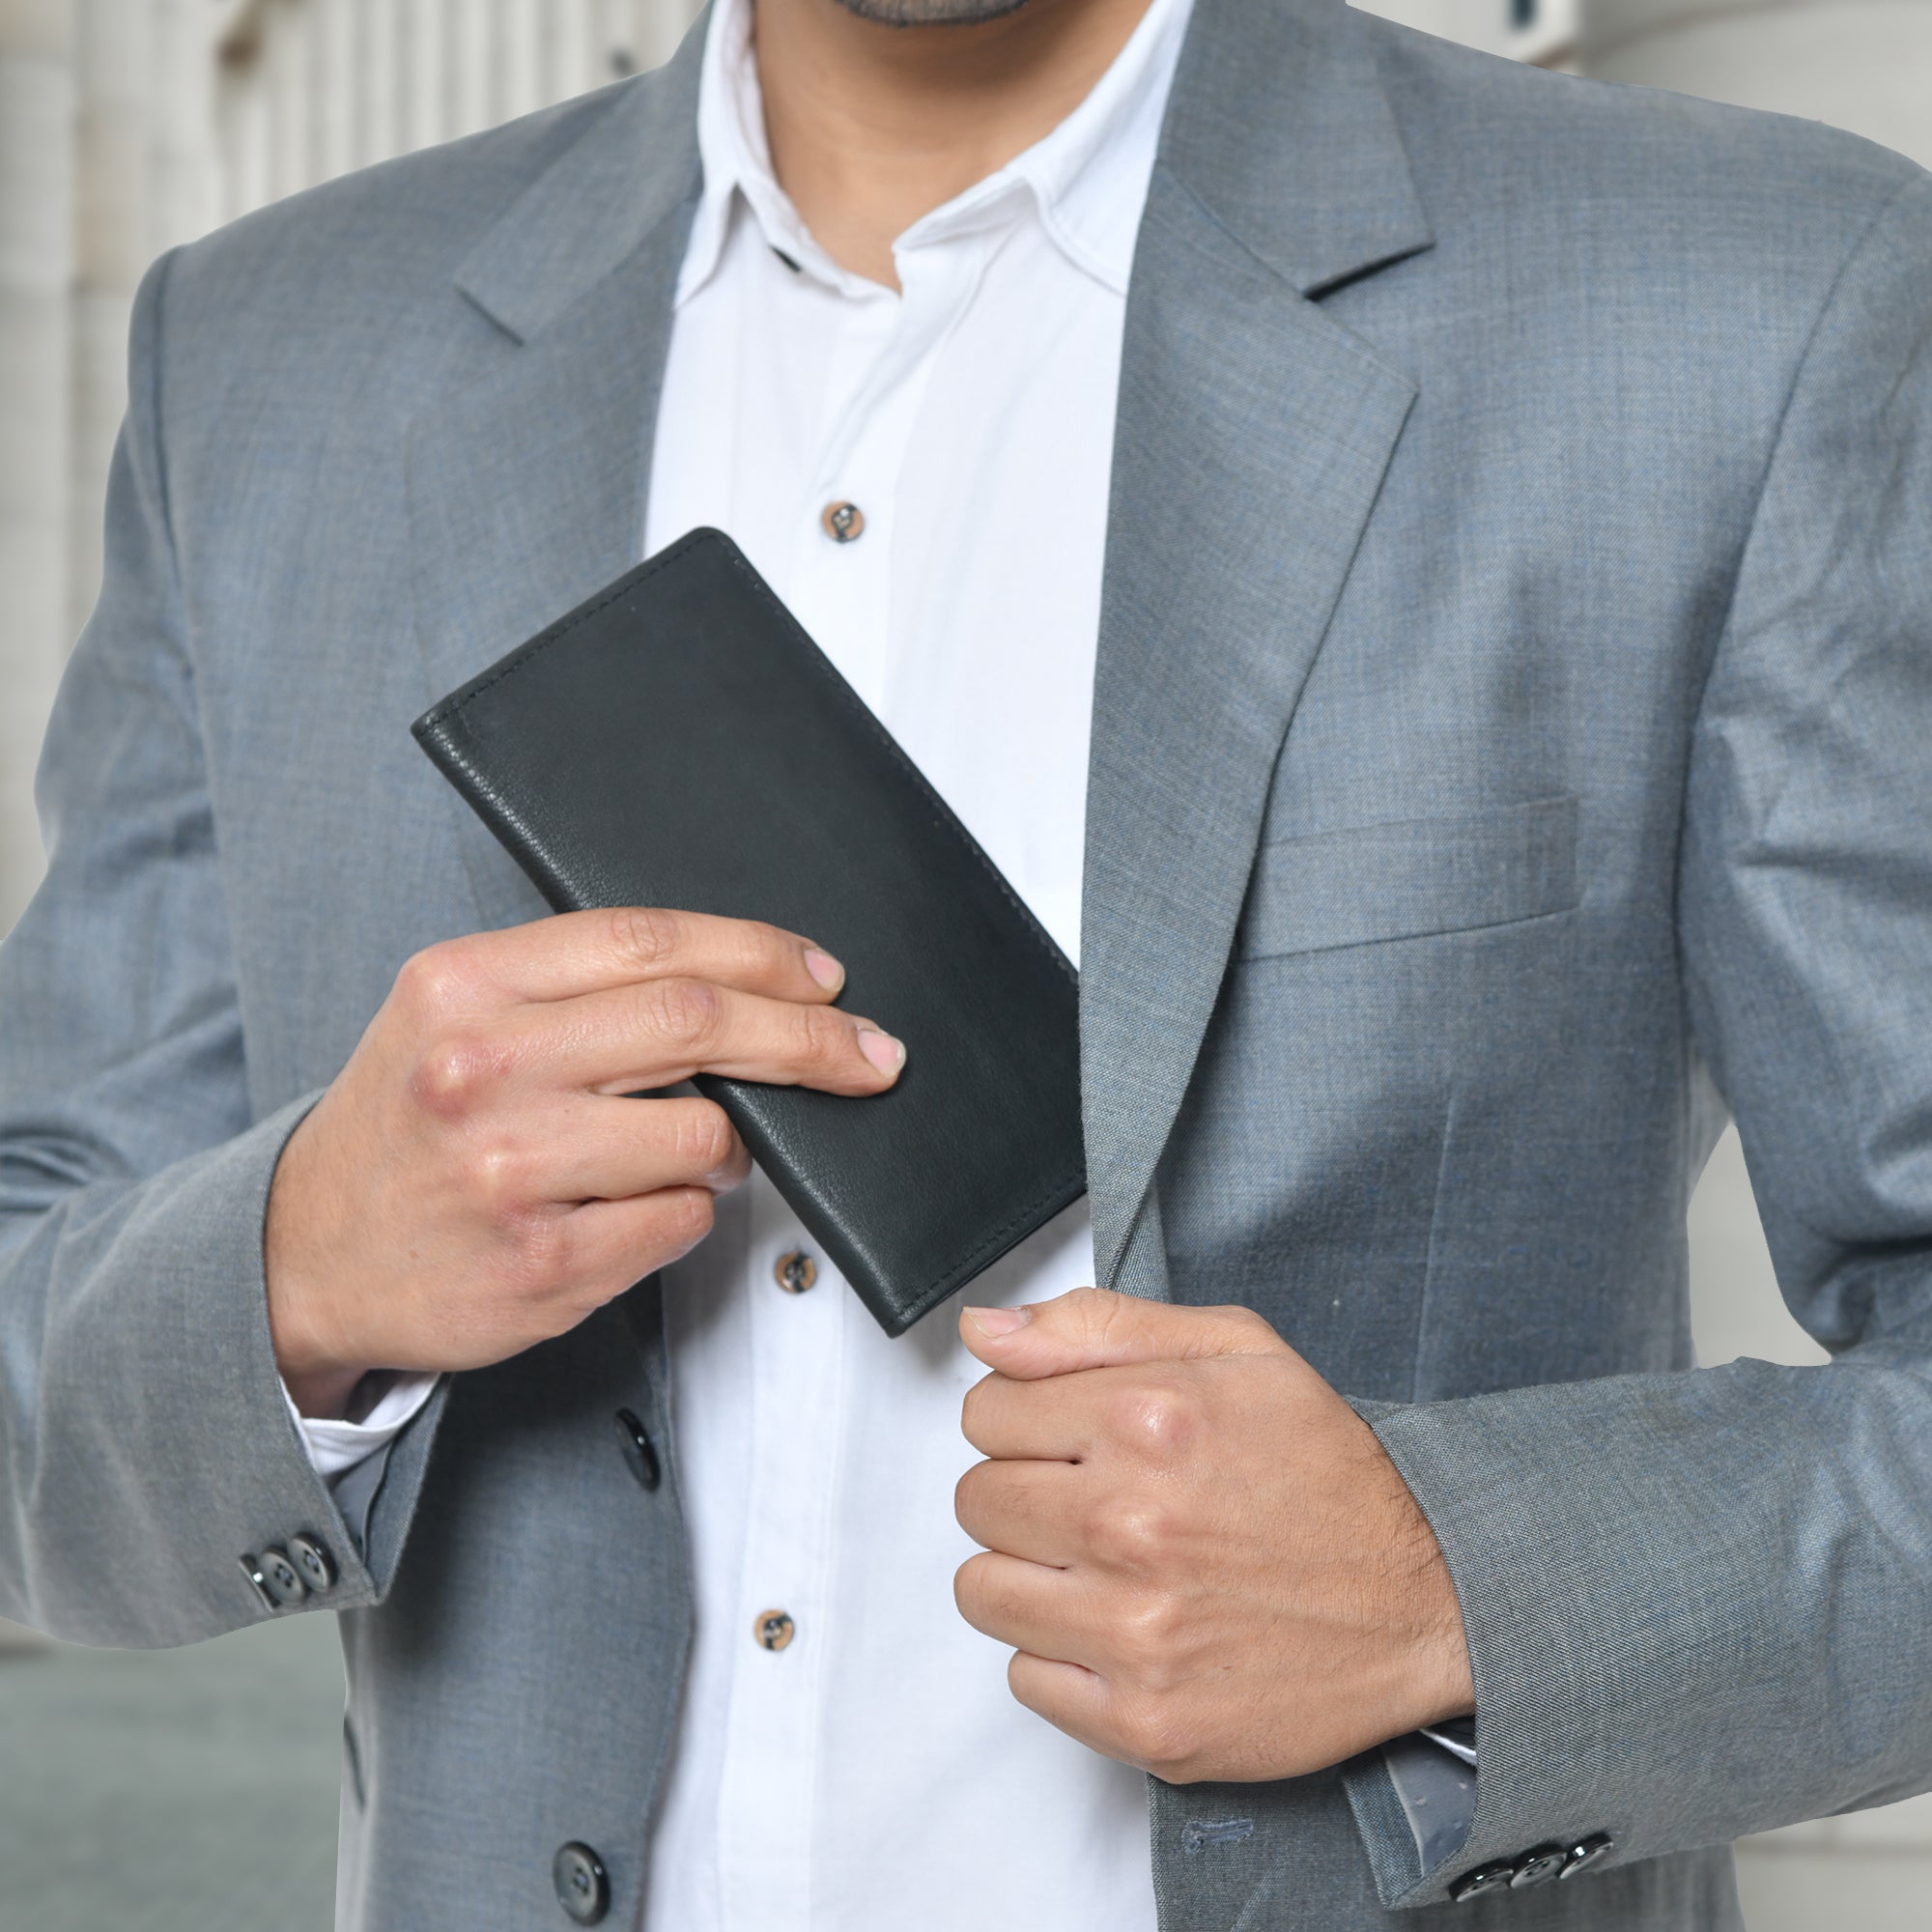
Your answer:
[264,1111,370,1421]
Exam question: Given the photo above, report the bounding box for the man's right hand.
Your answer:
[264,908,903,1419]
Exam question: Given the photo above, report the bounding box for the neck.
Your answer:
[753,0,1158,286]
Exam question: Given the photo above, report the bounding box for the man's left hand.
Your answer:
[953,1288,1474,1783]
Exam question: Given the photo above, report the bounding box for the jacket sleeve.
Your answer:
[1344,169,1932,1907]
[0,249,444,1648]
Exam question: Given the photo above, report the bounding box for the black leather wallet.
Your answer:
[412,527,1086,1336]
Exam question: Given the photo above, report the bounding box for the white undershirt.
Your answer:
[301,0,1191,1922]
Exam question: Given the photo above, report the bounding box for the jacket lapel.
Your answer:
[1083,0,1432,1294]
[407,39,704,932]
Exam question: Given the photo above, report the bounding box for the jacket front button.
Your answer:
[613,1408,662,1491]
[552,1842,610,1924]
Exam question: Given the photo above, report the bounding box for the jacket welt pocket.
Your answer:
[1237,795,1579,961]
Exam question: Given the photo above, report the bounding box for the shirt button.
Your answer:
[820,500,865,543]
[773,1249,817,1294]
[753,1608,797,1652]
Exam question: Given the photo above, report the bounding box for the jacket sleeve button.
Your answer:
[257,1547,307,1605]
[237,1555,275,1610]
[1448,1862,1517,1902]
[288,1534,337,1592]
[552,1842,611,1923]
[1510,1843,1569,1888]
[1559,1833,1615,1878]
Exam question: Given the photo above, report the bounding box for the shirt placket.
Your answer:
[712,243,981,1932]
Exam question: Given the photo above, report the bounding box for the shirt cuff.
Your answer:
[281,1371,441,1481]
[1382,1726,1478,1874]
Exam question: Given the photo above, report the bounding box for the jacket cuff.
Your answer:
[17,1094,442,1644]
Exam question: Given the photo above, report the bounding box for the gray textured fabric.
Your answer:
[2,0,1929,1924]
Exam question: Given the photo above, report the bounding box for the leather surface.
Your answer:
[412,526,1086,1336]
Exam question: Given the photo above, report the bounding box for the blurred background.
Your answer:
[1,0,1928,1926]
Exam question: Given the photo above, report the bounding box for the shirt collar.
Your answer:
[677,0,1195,305]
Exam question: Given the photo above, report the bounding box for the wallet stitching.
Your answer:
[910,1164,1089,1305]
[428,529,1087,1303]
[427,529,1079,993]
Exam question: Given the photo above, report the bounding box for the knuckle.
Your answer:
[1086,1494,1173,1574]
[798,1002,851,1067]
[612,905,684,976]
[497,1204,572,1290]
[659,1184,716,1254]
[394,943,477,1019]
[1113,1595,1185,1679]
[640,975,721,1047]
[408,1030,508,1119]
[672,1099,736,1176]
[1111,1379,1203,1461]
[1122,1698,1201,1779]
[1212,1302,1279,1344]
[464,1135,538,1223]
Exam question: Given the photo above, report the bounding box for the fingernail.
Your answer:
[858,1028,905,1074]
[805,947,844,991]
[967,1304,1031,1337]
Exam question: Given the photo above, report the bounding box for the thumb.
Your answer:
[958,1285,1286,1381]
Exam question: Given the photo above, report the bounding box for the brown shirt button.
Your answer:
[774,1249,817,1294]
[753,1608,796,1652]
[820,500,865,543]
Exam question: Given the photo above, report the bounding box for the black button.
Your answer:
[237,1555,275,1610]
[288,1534,336,1592]
[1448,1862,1517,1902]
[1511,1842,1568,1889]
[614,1409,661,1492]
[258,1547,307,1605]
[552,1842,610,1924]
[820,500,865,544]
[1559,1833,1615,1879]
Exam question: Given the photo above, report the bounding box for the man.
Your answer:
[1,0,1928,1922]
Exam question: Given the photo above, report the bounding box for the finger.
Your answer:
[953,1550,1100,1668]
[958,1285,1284,1381]
[554,1183,735,1300]
[954,1457,1088,1565]
[1006,1652,1123,1762]
[531,1094,751,1202]
[408,908,846,1012]
[960,1371,1100,1462]
[499,977,905,1096]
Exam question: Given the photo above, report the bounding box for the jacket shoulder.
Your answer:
[1357,13,1926,273]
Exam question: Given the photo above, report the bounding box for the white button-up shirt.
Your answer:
[638,2,1187,1923]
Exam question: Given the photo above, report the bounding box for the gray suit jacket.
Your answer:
[4,0,1930,1923]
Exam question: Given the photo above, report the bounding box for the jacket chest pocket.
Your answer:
[1237,794,1579,961]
